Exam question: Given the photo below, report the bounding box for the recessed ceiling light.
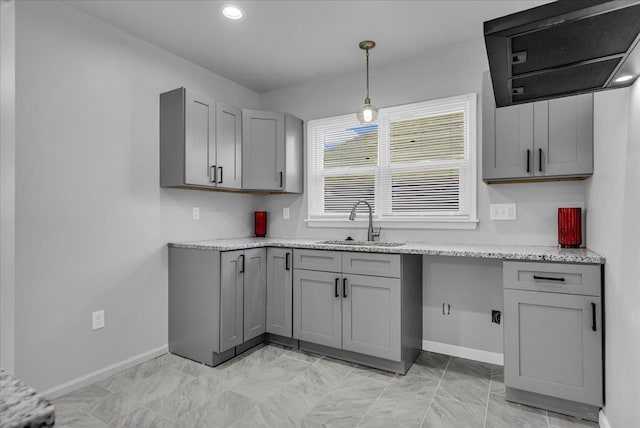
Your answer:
[221,4,245,20]
[614,74,635,83]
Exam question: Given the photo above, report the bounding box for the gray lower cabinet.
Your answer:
[293,250,420,366]
[482,72,593,182]
[266,248,293,337]
[242,109,303,193]
[169,247,265,366]
[293,269,342,349]
[503,261,602,421]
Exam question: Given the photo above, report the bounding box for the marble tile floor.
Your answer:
[53,344,599,428]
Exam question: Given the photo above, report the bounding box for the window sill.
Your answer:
[305,218,479,230]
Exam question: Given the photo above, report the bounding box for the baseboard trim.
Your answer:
[41,344,168,399]
[599,409,611,428]
[422,340,503,365]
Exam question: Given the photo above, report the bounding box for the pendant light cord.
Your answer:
[365,48,370,103]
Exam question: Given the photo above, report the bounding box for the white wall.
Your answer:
[0,0,16,374]
[586,86,640,427]
[259,38,587,354]
[15,1,261,392]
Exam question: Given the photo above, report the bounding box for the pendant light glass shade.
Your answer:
[357,99,379,124]
[357,41,378,124]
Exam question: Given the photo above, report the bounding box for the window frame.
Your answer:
[306,93,478,230]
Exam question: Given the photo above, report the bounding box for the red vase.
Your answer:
[558,208,581,248]
[255,211,267,237]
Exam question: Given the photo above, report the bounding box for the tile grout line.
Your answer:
[417,355,452,428]
[484,366,495,428]
[358,373,399,428]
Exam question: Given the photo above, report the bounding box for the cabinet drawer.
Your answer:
[343,252,401,278]
[293,249,341,272]
[504,261,600,296]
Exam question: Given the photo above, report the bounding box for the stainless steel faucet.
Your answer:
[348,200,381,241]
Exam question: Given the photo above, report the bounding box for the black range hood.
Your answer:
[484,0,640,107]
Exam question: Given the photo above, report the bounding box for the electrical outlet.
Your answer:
[192,207,200,220]
[442,302,451,315]
[492,310,501,324]
[490,203,517,220]
[283,207,290,219]
[92,310,105,330]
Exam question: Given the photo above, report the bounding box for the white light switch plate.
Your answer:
[192,207,200,220]
[92,310,105,330]
[283,207,290,219]
[490,203,517,220]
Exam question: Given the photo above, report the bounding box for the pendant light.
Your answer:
[356,40,379,124]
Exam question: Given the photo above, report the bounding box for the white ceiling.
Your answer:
[63,0,552,93]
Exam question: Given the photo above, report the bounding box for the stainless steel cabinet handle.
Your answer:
[218,166,223,184]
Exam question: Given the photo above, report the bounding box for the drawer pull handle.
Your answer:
[334,278,339,298]
[533,275,565,282]
[591,302,597,332]
[343,278,347,298]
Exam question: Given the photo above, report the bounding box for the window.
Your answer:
[307,93,477,229]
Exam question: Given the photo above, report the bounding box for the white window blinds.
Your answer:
[307,93,477,227]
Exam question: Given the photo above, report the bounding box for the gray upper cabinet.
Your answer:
[220,250,245,352]
[482,73,593,182]
[503,261,602,419]
[215,102,242,189]
[160,88,242,190]
[242,109,303,193]
[161,87,216,188]
[243,248,267,341]
[266,248,293,337]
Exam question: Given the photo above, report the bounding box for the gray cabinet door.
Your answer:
[534,94,593,177]
[242,109,285,191]
[243,248,266,341]
[504,289,602,406]
[185,89,216,187]
[482,72,534,180]
[293,269,342,348]
[216,102,242,189]
[220,250,244,352]
[342,274,401,361]
[284,114,303,193]
[266,248,293,337]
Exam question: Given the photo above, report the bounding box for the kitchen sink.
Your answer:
[319,240,405,247]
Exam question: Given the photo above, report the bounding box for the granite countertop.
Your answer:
[168,237,605,264]
[0,368,55,428]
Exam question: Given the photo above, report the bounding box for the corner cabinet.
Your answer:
[482,73,593,182]
[160,88,242,190]
[266,248,293,337]
[503,261,602,422]
[242,109,303,193]
[292,249,422,373]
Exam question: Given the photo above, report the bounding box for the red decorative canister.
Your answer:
[558,208,582,248]
[255,211,267,237]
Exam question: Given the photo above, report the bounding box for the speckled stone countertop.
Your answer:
[168,237,605,264]
[0,368,55,428]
